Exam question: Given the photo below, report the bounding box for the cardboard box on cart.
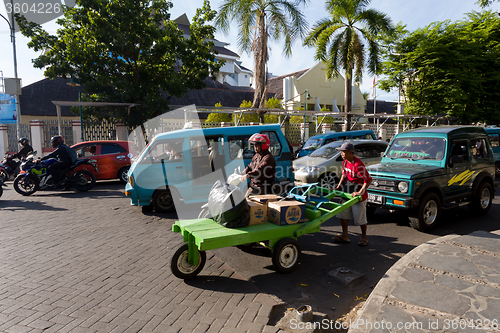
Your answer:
[247,200,268,225]
[248,194,282,204]
[268,200,306,225]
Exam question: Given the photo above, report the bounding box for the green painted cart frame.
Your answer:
[171,187,361,279]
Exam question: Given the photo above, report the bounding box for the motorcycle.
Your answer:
[0,153,23,181]
[0,177,6,198]
[13,153,97,196]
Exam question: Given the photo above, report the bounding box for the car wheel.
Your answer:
[319,173,339,191]
[152,188,176,213]
[118,166,130,184]
[468,182,493,215]
[408,192,441,231]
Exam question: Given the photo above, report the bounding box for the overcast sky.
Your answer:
[0,0,494,102]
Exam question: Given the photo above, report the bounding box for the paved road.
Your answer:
[0,181,279,333]
[1,179,499,332]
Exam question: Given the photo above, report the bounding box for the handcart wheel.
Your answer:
[272,238,301,273]
[171,244,206,280]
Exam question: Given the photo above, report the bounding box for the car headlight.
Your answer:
[300,166,319,173]
[128,175,135,187]
[398,181,409,193]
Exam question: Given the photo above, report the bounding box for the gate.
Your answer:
[82,119,116,141]
[7,123,31,152]
[42,120,74,148]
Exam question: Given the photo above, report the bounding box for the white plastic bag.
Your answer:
[227,172,241,186]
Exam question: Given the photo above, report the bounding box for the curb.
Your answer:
[348,234,460,333]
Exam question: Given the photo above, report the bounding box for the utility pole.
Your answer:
[1,0,22,138]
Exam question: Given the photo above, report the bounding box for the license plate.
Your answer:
[368,194,383,204]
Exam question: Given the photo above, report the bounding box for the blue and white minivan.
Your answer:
[125,124,294,213]
[485,127,500,175]
[296,129,377,158]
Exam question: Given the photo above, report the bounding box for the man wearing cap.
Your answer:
[333,142,372,246]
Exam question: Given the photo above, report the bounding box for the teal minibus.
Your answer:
[125,124,294,212]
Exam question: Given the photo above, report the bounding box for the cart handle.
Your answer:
[294,194,361,237]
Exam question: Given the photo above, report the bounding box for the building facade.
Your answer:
[266,62,366,114]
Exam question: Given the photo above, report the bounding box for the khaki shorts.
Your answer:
[336,200,367,226]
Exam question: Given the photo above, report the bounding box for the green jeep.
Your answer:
[366,126,496,231]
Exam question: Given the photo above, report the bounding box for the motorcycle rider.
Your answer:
[39,136,73,185]
[240,133,276,197]
[12,138,34,160]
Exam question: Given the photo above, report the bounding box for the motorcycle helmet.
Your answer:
[51,135,64,148]
[249,133,270,150]
[19,137,29,146]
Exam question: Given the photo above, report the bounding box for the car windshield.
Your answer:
[302,138,324,150]
[387,137,446,160]
[309,142,342,159]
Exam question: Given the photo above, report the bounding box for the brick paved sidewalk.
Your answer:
[0,184,280,333]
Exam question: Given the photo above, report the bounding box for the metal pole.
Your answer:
[79,77,83,142]
[10,0,21,139]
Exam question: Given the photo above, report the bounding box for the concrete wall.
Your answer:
[282,62,367,114]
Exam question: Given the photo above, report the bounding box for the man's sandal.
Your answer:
[333,236,350,244]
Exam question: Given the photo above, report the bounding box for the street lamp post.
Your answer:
[67,74,84,142]
[1,0,21,138]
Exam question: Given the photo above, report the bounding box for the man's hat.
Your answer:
[336,142,355,152]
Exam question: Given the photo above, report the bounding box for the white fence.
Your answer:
[1,119,407,157]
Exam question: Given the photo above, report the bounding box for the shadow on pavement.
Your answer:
[0,199,68,211]
[185,275,262,294]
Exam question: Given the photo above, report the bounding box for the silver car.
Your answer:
[293,140,388,189]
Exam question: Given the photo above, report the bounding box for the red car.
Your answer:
[71,141,136,183]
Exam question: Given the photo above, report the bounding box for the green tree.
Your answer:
[303,0,394,130]
[206,113,232,123]
[476,0,498,7]
[264,96,283,109]
[375,23,411,101]
[378,11,500,124]
[237,100,259,122]
[239,100,252,108]
[215,0,308,109]
[15,0,222,129]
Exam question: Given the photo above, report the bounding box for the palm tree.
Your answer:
[215,0,308,115]
[304,0,394,130]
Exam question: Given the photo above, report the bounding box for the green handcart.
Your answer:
[171,185,361,279]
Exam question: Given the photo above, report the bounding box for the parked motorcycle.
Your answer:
[0,177,6,198]
[0,154,22,181]
[13,153,97,196]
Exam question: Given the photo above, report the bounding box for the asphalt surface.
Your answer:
[0,178,499,332]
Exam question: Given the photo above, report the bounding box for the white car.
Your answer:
[293,140,388,189]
